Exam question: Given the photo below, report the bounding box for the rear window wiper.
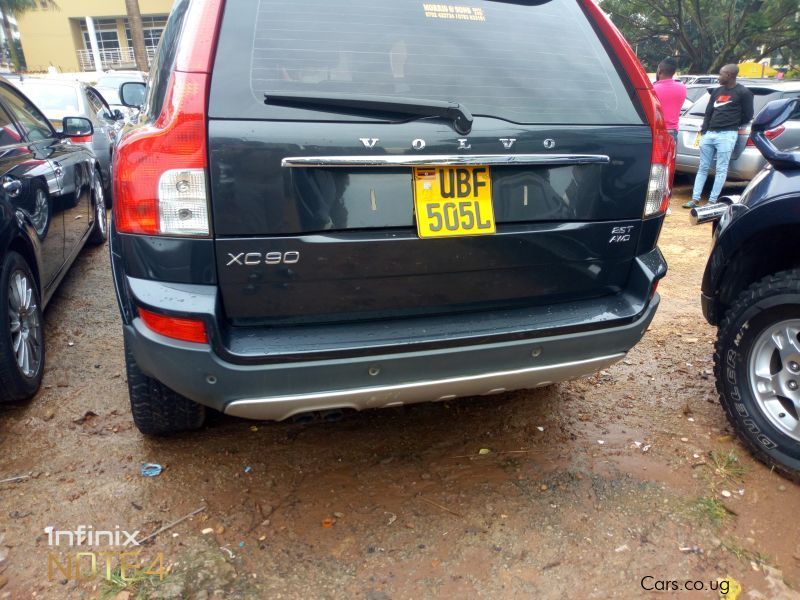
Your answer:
[264,92,473,135]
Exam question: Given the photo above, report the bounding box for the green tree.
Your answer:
[601,0,800,73]
[0,0,57,72]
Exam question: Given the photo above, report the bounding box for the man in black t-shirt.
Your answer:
[684,64,754,208]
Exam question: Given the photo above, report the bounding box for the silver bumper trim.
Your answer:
[224,352,624,421]
[281,154,610,168]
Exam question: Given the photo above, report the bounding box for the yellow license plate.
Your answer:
[692,132,702,149]
[413,166,495,238]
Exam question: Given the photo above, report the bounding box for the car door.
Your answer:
[0,84,64,292]
[1,84,92,263]
[85,86,116,186]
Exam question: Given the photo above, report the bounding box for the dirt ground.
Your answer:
[1,182,800,599]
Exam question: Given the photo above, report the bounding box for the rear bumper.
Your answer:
[675,149,765,181]
[111,228,665,420]
[123,296,658,420]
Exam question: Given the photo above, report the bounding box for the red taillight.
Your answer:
[113,71,209,235]
[579,0,674,217]
[138,308,208,344]
[113,0,224,236]
[70,135,93,143]
[746,125,785,146]
[638,91,676,215]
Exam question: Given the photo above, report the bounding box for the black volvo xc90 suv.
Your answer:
[112,0,673,434]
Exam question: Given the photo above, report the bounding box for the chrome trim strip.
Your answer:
[281,154,610,168]
[224,353,624,421]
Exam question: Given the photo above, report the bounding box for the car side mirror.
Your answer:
[120,82,147,108]
[62,116,94,138]
[752,98,799,132]
[112,108,125,121]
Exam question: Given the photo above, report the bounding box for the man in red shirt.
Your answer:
[652,58,686,142]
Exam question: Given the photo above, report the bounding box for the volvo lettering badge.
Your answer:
[227,252,301,266]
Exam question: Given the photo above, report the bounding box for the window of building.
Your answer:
[80,18,121,52]
[124,16,168,50]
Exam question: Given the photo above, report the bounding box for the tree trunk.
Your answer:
[1,10,20,72]
[124,0,149,72]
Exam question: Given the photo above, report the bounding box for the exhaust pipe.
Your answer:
[690,195,739,225]
[690,202,729,225]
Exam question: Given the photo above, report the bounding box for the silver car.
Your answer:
[676,81,800,181]
[681,83,713,114]
[10,78,122,195]
[95,71,147,126]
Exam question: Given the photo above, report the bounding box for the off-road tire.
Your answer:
[125,340,206,435]
[714,269,800,482]
[0,252,44,403]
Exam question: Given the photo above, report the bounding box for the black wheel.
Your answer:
[125,340,206,435]
[714,269,800,482]
[88,170,107,246]
[0,251,44,403]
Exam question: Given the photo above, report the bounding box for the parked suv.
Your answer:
[112,0,672,435]
[692,98,800,480]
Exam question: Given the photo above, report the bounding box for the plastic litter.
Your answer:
[478,448,491,455]
[718,576,741,599]
[244,466,253,474]
[140,463,163,477]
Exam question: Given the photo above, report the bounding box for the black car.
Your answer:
[112,0,672,435]
[693,97,800,481]
[0,78,106,403]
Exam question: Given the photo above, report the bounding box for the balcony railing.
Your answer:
[77,47,156,71]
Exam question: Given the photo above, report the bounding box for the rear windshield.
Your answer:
[211,0,642,125]
[18,84,80,118]
[685,87,710,103]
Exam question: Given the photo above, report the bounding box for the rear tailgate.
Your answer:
[208,0,652,324]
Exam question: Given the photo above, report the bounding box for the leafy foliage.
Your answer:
[601,0,800,73]
[0,0,58,70]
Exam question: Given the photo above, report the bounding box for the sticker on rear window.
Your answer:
[423,4,486,21]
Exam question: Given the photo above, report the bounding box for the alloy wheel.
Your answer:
[7,270,42,378]
[749,319,800,442]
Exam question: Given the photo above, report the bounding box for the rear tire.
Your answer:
[714,269,800,482]
[0,252,44,403]
[125,340,206,435]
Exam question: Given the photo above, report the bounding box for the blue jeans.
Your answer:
[692,130,738,202]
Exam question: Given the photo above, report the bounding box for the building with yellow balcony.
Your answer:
[16,0,174,73]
